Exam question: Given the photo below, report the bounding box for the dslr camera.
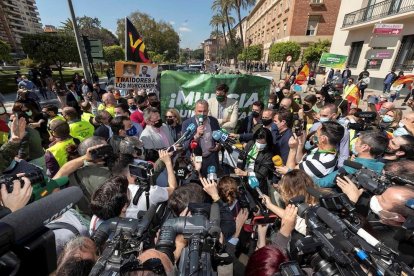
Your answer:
[0,171,44,193]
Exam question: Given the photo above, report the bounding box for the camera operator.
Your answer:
[53,136,112,218]
[111,150,176,218]
[317,130,387,188]
[383,134,414,162]
[0,174,32,218]
[0,117,26,173]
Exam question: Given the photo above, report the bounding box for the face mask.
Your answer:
[216,95,226,102]
[399,122,405,128]
[384,148,398,155]
[255,142,266,151]
[129,104,137,111]
[382,115,393,123]
[262,118,272,126]
[393,127,409,137]
[25,110,32,117]
[42,112,50,119]
[150,101,160,108]
[351,142,358,156]
[0,107,6,115]
[166,118,174,125]
[294,98,301,104]
[379,108,387,115]
[369,196,382,216]
[153,119,163,128]
[312,135,319,144]
[304,140,314,150]
[252,111,260,118]
[319,117,329,123]
[126,125,138,136]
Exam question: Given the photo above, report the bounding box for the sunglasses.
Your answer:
[165,116,175,118]
[120,258,166,274]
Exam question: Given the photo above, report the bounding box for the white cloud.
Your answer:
[169,21,175,25]
[179,26,191,32]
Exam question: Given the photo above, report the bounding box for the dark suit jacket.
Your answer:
[237,115,260,142]
[66,91,83,112]
[182,116,220,176]
[342,69,352,79]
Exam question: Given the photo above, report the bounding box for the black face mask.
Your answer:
[42,112,50,119]
[130,104,137,111]
[252,111,260,118]
[166,118,174,125]
[153,119,163,128]
[150,101,160,108]
[262,118,272,126]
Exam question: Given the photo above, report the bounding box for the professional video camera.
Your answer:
[89,204,159,276]
[156,202,226,276]
[348,112,377,131]
[129,162,155,210]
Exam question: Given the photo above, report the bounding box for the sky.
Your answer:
[36,0,251,50]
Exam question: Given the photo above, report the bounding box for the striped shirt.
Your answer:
[299,149,338,179]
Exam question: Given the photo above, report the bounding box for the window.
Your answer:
[367,59,383,70]
[348,41,364,68]
[283,21,287,35]
[393,35,414,72]
[277,23,280,38]
[306,16,319,36]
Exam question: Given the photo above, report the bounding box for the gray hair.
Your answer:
[143,107,159,122]
[78,136,107,156]
[195,99,209,109]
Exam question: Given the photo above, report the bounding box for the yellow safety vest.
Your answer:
[47,138,75,168]
[97,104,115,117]
[81,112,95,123]
[69,120,94,142]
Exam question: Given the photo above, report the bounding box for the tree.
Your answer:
[116,12,179,61]
[210,13,228,61]
[302,39,331,69]
[243,45,262,61]
[21,33,79,81]
[103,45,124,68]
[192,49,204,61]
[0,40,12,63]
[212,0,236,58]
[231,0,255,46]
[269,41,301,79]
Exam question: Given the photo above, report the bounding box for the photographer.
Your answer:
[53,137,112,218]
[0,175,33,218]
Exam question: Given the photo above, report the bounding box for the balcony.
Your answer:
[310,0,324,6]
[342,0,414,28]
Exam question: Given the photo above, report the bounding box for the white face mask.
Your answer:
[369,196,382,215]
[255,142,266,151]
[399,121,405,128]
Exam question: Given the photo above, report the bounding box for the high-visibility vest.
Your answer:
[47,138,75,168]
[81,112,95,124]
[69,120,94,142]
[97,104,115,117]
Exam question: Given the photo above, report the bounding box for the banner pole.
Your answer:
[125,17,128,61]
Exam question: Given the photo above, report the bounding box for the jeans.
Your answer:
[383,83,392,93]
[404,90,414,102]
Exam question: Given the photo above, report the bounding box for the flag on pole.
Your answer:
[392,74,414,90]
[345,85,361,106]
[125,17,151,63]
[294,64,310,85]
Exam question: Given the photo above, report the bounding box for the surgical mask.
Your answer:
[262,118,272,126]
[319,117,329,123]
[0,107,6,115]
[369,196,382,215]
[150,101,160,108]
[255,142,266,151]
[216,95,226,102]
[393,127,409,137]
[252,111,260,118]
[153,119,163,128]
[398,122,405,128]
[25,110,32,117]
[382,115,393,123]
[126,125,138,136]
[351,143,358,156]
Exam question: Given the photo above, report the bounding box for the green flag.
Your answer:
[160,71,271,122]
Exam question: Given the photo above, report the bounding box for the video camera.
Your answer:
[0,170,44,193]
[89,144,114,160]
[348,112,377,131]
[129,162,155,210]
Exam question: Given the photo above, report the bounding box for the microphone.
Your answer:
[0,187,82,254]
[190,140,198,151]
[272,155,283,167]
[212,129,236,145]
[136,204,158,238]
[343,160,364,170]
[248,174,264,197]
[339,240,379,274]
[315,207,348,233]
[182,123,196,140]
[208,202,221,239]
[207,166,217,181]
[197,115,204,126]
[407,199,414,210]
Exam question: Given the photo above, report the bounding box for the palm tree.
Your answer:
[212,0,235,47]
[59,18,73,33]
[210,13,228,61]
[232,0,255,46]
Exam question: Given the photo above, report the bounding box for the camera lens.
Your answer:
[310,253,340,276]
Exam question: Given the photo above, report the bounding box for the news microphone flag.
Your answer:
[125,17,151,63]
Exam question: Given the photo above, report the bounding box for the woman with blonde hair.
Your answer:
[165,108,182,142]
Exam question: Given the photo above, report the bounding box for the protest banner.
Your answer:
[160,71,271,121]
[114,61,158,90]
[318,53,348,69]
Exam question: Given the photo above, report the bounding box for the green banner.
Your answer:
[318,53,348,69]
[160,71,271,121]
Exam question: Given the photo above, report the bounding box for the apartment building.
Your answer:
[330,0,414,90]
[245,0,341,62]
[0,0,42,56]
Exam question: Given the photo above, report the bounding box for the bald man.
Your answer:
[98,92,116,117]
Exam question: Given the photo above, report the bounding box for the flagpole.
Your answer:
[125,17,128,61]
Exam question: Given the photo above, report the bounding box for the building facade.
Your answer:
[330,0,414,91]
[245,0,340,62]
[0,0,42,56]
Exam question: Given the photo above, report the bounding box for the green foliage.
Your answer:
[18,58,37,68]
[302,39,331,63]
[0,40,12,62]
[21,33,79,80]
[116,12,179,61]
[192,49,204,61]
[103,45,124,66]
[148,51,166,63]
[269,41,301,62]
[237,52,245,61]
[242,45,262,61]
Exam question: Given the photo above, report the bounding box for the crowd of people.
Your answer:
[0,65,414,276]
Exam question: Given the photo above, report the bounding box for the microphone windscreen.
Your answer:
[248,175,260,189]
[212,130,222,142]
[343,160,364,170]
[0,187,83,242]
[207,166,216,174]
[272,155,283,167]
[316,207,347,233]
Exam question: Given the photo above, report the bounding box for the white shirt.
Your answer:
[126,184,169,219]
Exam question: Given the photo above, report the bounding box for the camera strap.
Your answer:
[46,222,80,236]
[73,170,91,200]
[133,186,145,206]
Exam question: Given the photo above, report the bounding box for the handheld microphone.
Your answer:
[183,123,196,139]
[272,155,283,167]
[190,140,198,151]
[0,187,82,255]
[248,174,264,197]
[207,166,217,181]
[212,129,236,145]
[197,115,204,126]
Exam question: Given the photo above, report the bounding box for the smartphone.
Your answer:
[195,156,202,163]
[252,214,279,225]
